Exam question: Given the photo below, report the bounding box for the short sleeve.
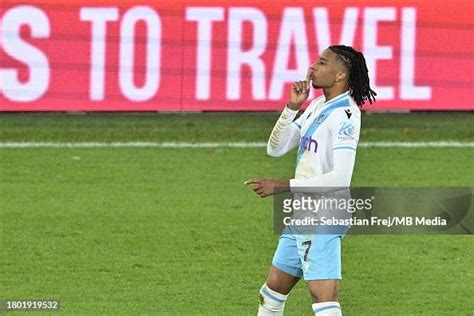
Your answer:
[328,107,360,152]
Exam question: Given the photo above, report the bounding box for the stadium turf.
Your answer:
[1,112,473,315]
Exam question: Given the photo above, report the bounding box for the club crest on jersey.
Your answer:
[315,113,325,123]
[338,122,355,139]
[300,135,318,153]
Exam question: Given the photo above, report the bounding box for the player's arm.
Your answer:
[245,108,360,197]
[267,69,312,157]
[245,69,313,197]
[245,149,355,197]
[266,107,301,157]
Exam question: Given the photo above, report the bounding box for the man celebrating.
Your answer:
[245,45,376,315]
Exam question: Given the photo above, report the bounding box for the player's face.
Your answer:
[309,49,343,89]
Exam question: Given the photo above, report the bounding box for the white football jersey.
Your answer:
[267,91,360,191]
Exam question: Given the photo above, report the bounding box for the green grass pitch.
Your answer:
[1,112,473,315]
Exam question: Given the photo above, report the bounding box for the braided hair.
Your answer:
[328,45,377,106]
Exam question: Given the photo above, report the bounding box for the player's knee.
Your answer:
[258,283,288,313]
[311,291,338,303]
[308,280,339,303]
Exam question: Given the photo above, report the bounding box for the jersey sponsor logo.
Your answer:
[338,122,355,139]
[300,135,318,153]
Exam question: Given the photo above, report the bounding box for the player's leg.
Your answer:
[307,280,341,315]
[298,234,343,315]
[258,266,300,316]
[258,235,302,316]
[265,265,300,294]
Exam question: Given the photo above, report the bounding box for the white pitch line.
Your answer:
[358,141,474,148]
[0,142,266,148]
[0,141,473,148]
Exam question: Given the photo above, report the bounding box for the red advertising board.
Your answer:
[0,0,473,111]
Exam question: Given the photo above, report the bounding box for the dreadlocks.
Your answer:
[328,45,377,106]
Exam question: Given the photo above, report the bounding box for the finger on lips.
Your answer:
[306,68,312,82]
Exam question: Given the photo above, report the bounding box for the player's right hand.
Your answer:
[287,68,312,111]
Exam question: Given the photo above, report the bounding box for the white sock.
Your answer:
[312,301,342,315]
[258,283,288,316]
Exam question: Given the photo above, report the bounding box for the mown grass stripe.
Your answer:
[0,141,473,148]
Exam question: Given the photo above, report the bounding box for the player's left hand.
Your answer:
[243,179,290,198]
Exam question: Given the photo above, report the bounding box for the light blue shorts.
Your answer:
[272,233,342,281]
